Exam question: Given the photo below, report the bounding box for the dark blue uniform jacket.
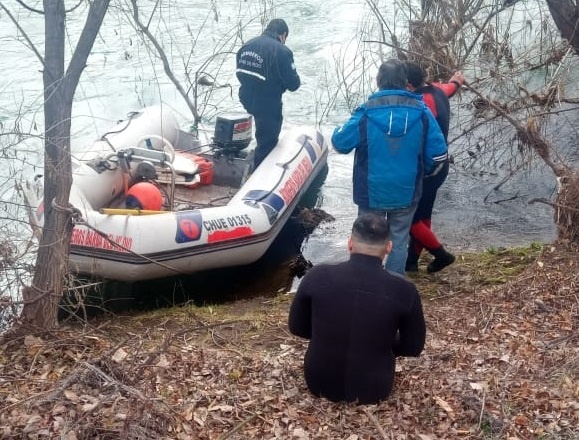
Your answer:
[236,31,300,114]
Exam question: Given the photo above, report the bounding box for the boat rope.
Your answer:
[51,198,83,222]
[100,111,140,152]
[71,214,184,275]
[251,134,310,204]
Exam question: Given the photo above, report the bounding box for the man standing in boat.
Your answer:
[236,19,301,169]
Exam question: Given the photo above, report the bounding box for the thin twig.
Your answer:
[529,198,579,213]
[0,1,45,66]
[478,389,487,429]
[0,390,51,412]
[81,361,147,400]
[363,408,389,440]
[217,413,258,440]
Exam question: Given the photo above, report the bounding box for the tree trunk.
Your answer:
[545,0,579,55]
[544,0,579,244]
[19,0,111,330]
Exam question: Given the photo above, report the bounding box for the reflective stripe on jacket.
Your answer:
[236,32,300,113]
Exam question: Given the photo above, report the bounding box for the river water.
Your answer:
[0,1,561,305]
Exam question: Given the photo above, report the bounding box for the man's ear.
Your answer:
[347,236,353,252]
[377,241,392,260]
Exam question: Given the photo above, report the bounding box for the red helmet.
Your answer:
[126,182,163,210]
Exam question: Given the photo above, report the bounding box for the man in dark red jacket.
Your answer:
[288,214,426,404]
[405,62,465,273]
[236,19,301,169]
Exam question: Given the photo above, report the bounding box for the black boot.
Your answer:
[427,246,455,273]
[405,237,419,272]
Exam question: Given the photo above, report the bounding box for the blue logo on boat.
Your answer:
[243,190,285,225]
[175,210,203,243]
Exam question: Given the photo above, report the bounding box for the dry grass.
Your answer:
[1,242,578,439]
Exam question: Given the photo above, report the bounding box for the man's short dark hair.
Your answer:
[265,19,289,37]
[352,214,390,245]
[405,61,426,88]
[376,59,407,90]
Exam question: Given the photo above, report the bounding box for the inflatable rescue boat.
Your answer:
[22,106,329,282]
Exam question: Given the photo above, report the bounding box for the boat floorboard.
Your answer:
[106,183,237,212]
[168,183,236,210]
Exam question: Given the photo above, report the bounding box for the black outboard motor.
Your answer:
[212,113,253,158]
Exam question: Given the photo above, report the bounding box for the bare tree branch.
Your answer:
[129,0,199,124]
[14,0,43,14]
[65,0,84,14]
[64,0,110,103]
[0,1,45,67]
[545,0,579,55]
[464,83,568,178]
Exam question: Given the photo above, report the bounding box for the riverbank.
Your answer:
[1,243,577,439]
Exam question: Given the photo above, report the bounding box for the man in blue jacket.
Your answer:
[332,59,447,275]
[236,19,301,168]
[288,214,426,404]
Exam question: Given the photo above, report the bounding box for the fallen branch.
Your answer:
[217,413,258,440]
[545,331,579,347]
[363,408,389,440]
[478,390,487,430]
[529,197,579,213]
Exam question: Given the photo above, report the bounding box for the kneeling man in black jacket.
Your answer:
[288,213,426,404]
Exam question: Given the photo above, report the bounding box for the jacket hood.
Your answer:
[364,90,425,138]
[368,89,423,102]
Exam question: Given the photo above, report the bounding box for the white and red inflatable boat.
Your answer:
[22,106,329,282]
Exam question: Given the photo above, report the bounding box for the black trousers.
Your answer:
[413,160,449,222]
[251,107,283,168]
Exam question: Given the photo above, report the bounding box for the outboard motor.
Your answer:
[212,113,253,158]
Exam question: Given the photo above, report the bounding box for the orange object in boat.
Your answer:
[126,182,163,210]
[176,153,214,188]
[194,156,214,185]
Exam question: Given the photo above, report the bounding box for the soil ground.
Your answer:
[1,242,577,439]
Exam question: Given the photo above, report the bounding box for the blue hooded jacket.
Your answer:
[332,89,447,210]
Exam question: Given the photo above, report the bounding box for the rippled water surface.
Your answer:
[0,1,560,303]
